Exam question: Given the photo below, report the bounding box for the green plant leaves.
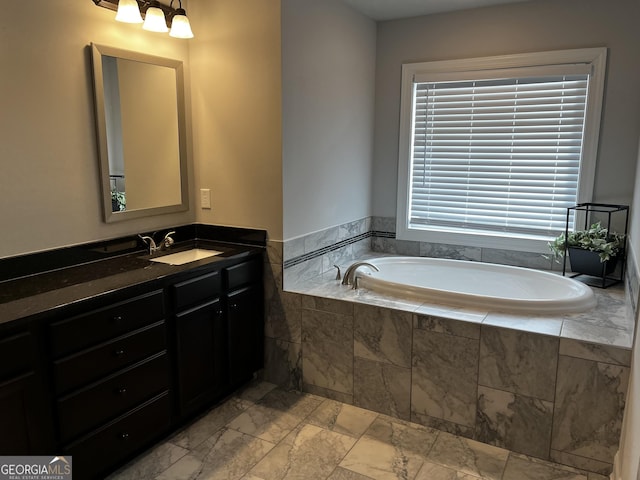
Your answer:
[548,222,625,263]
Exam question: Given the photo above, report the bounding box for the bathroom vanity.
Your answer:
[0,225,265,479]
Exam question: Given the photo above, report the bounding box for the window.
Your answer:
[396,48,607,252]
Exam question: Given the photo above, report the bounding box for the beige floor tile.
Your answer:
[415,461,481,480]
[502,453,588,480]
[155,428,275,480]
[109,383,605,480]
[306,399,378,438]
[426,431,509,480]
[247,423,357,480]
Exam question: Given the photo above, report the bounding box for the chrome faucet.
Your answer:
[161,231,176,250]
[139,231,176,254]
[139,235,157,254]
[341,261,379,288]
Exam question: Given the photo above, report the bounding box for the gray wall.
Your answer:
[282,0,376,240]
[372,0,640,218]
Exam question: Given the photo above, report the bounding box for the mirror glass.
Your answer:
[91,43,188,222]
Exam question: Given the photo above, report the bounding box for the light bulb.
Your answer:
[115,0,143,23]
[169,11,194,39]
[143,6,168,33]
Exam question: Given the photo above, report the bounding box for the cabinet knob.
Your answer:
[112,315,123,323]
[116,387,127,395]
[230,303,238,309]
[114,348,126,357]
[120,432,129,440]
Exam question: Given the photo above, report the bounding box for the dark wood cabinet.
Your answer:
[173,257,264,419]
[49,289,170,479]
[0,372,46,454]
[228,283,264,386]
[3,248,264,479]
[49,290,164,358]
[0,331,53,455]
[57,352,170,443]
[66,392,171,480]
[175,298,228,416]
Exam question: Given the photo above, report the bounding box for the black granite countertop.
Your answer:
[0,225,266,329]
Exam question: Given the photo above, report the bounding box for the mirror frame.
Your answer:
[91,43,189,223]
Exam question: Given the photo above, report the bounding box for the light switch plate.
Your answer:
[200,188,211,209]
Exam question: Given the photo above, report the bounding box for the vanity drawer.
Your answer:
[57,352,169,443]
[53,321,166,395]
[225,259,262,291]
[0,332,32,380]
[66,391,171,480]
[50,290,164,358]
[172,271,221,311]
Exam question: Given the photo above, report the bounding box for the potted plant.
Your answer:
[111,188,126,212]
[548,222,625,277]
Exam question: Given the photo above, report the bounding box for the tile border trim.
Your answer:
[283,231,395,269]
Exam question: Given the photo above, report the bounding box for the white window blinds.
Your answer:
[409,73,590,237]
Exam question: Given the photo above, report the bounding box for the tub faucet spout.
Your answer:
[342,261,379,288]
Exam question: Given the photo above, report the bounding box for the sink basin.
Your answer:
[148,249,223,265]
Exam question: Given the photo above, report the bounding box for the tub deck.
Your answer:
[285,256,634,349]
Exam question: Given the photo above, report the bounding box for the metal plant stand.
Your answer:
[562,203,629,288]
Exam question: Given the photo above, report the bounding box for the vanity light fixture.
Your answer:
[93,0,194,38]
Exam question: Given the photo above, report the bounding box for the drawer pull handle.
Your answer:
[112,315,123,323]
[230,303,238,309]
[117,387,127,395]
[120,432,129,440]
[114,349,126,357]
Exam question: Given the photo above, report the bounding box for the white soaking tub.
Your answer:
[353,256,596,314]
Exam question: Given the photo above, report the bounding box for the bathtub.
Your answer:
[354,256,596,314]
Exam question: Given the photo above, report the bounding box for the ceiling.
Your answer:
[341,0,537,21]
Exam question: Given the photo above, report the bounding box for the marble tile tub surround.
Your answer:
[283,215,579,290]
[108,380,607,480]
[283,217,373,288]
[263,271,634,475]
[272,216,636,474]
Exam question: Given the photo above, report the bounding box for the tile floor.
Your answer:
[108,381,607,480]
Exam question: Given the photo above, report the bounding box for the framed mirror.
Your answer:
[91,43,189,222]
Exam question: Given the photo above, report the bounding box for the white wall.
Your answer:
[372,0,640,218]
[0,2,194,259]
[282,0,376,240]
[189,0,283,241]
[617,136,640,480]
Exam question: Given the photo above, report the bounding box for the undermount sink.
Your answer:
[148,248,223,265]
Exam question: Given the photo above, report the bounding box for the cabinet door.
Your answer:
[175,298,228,416]
[227,284,263,386]
[0,373,44,454]
[0,332,52,455]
